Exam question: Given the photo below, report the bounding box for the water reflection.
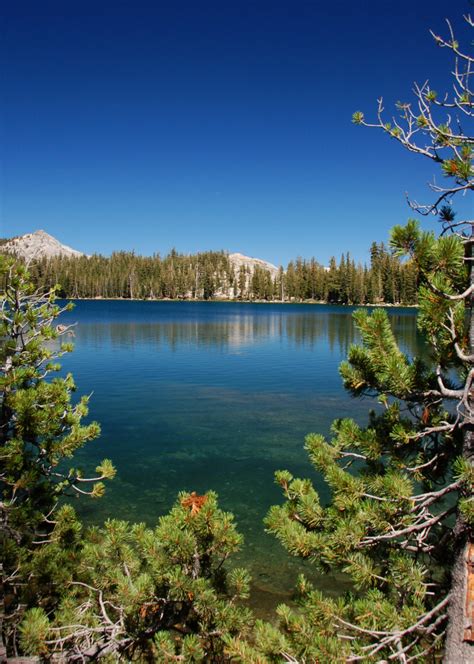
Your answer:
[71,308,421,359]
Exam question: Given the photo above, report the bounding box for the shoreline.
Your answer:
[63,296,418,308]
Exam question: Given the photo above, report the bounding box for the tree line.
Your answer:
[5,241,419,304]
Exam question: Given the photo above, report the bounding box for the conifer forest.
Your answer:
[7,241,418,305]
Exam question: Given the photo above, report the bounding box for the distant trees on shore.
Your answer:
[8,241,418,304]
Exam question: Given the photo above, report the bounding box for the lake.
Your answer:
[58,300,421,612]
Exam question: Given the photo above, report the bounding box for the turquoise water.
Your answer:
[58,301,421,610]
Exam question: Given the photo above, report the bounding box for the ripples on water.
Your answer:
[58,301,422,612]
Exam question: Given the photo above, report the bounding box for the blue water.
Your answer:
[58,300,421,610]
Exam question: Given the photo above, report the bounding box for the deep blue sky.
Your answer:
[2,1,473,266]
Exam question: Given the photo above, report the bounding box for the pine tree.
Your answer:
[19,491,253,661]
[0,258,116,656]
[238,265,247,300]
[229,14,474,662]
[326,256,340,303]
[353,15,474,659]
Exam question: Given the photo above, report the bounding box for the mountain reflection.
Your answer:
[75,310,421,358]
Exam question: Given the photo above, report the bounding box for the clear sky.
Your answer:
[2,0,473,266]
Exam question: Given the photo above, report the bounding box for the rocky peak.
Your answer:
[228,252,279,277]
[2,230,85,261]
